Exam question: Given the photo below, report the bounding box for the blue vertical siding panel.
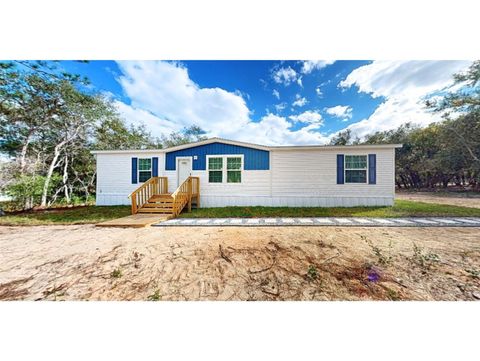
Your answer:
[165,142,269,170]
[131,157,138,184]
[152,157,158,177]
[368,154,376,184]
[336,154,344,184]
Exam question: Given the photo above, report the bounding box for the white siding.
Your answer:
[95,153,165,206]
[192,170,270,207]
[271,147,394,198]
[95,146,396,207]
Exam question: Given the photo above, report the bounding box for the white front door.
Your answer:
[177,158,192,187]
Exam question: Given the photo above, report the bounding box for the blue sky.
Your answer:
[59,60,472,145]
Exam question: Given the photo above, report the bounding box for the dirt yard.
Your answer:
[397,192,480,209]
[0,225,479,301]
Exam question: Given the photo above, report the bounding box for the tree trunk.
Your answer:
[19,131,34,174]
[62,155,70,204]
[40,143,64,208]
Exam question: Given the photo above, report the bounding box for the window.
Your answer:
[138,158,152,183]
[345,155,367,183]
[207,155,243,183]
[227,157,242,183]
[208,157,223,183]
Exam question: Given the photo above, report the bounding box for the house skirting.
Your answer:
[96,193,394,208]
[199,196,394,207]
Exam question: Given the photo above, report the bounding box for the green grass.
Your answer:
[0,206,131,226]
[178,200,480,218]
[1,200,479,226]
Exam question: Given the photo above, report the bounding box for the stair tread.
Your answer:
[138,208,175,213]
[143,203,173,208]
[150,194,173,199]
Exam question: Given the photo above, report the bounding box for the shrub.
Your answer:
[110,268,122,278]
[5,175,47,210]
[147,290,161,301]
[307,265,318,280]
[412,243,440,269]
[364,236,393,266]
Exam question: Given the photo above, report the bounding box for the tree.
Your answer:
[329,129,353,145]
[160,125,207,148]
[0,61,162,209]
[427,61,480,166]
[94,117,161,150]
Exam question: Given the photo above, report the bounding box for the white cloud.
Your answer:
[345,97,439,137]
[240,113,330,146]
[272,66,298,86]
[114,100,180,136]
[274,102,287,113]
[272,89,280,99]
[289,110,323,125]
[324,105,353,121]
[115,61,328,146]
[301,60,335,74]
[292,94,308,107]
[315,86,323,97]
[297,76,303,87]
[117,61,251,138]
[339,60,472,137]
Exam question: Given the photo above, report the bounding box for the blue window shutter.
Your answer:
[368,154,376,184]
[131,157,138,184]
[152,157,158,177]
[337,154,344,184]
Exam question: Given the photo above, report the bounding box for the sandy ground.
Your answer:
[0,225,479,301]
[397,192,480,208]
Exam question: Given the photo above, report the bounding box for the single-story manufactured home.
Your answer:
[92,138,401,213]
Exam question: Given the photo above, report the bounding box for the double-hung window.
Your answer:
[344,155,367,183]
[138,158,152,183]
[226,157,242,183]
[208,157,223,183]
[208,155,243,183]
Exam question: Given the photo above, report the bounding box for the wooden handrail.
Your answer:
[129,176,199,216]
[128,176,168,214]
[171,176,200,216]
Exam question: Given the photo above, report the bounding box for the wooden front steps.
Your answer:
[138,193,175,214]
[137,193,200,214]
[98,176,200,228]
[129,176,200,217]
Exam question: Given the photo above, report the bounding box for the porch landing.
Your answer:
[96,214,173,228]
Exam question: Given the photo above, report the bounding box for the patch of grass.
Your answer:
[386,287,400,301]
[411,243,440,269]
[179,200,480,218]
[1,199,479,226]
[147,290,161,301]
[465,268,480,279]
[0,206,131,226]
[110,268,122,278]
[306,265,318,281]
[364,237,393,266]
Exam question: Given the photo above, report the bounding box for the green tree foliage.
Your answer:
[160,125,208,148]
[94,118,162,150]
[360,61,479,189]
[335,61,480,189]
[0,61,209,210]
[0,61,162,209]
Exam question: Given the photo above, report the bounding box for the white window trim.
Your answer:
[138,157,152,184]
[207,154,244,184]
[344,154,368,184]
